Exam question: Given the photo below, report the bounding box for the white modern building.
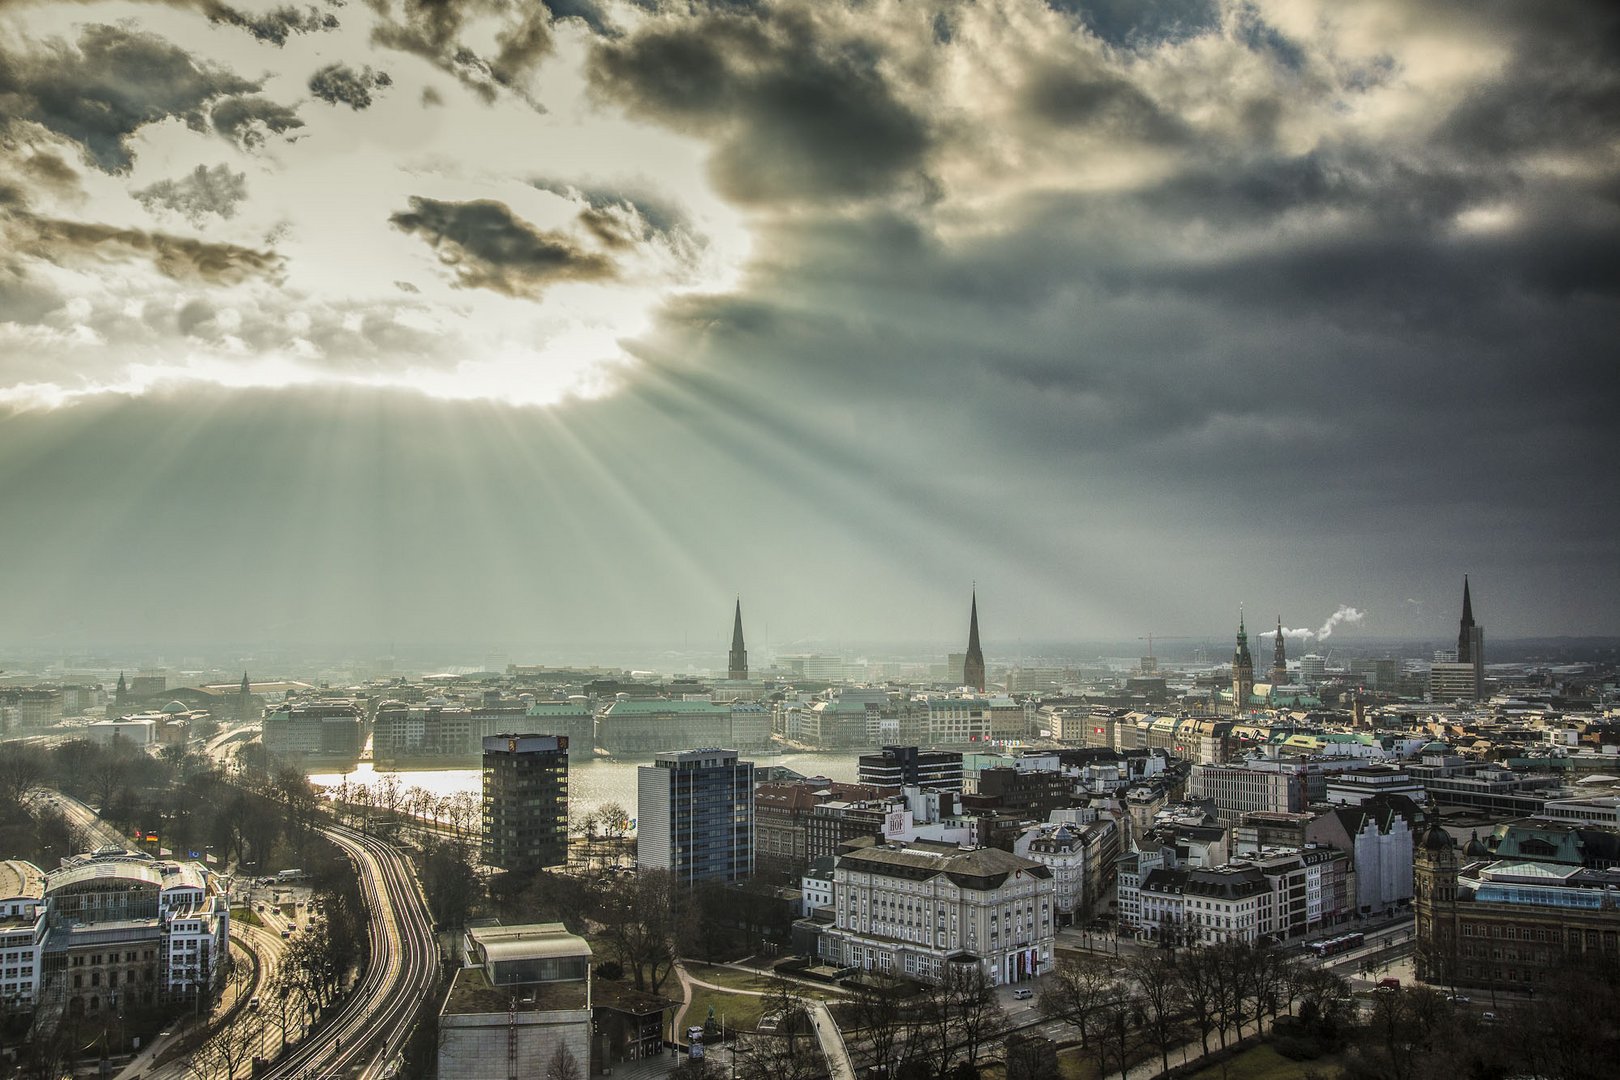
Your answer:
[0,861,47,1009]
[817,838,1055,985]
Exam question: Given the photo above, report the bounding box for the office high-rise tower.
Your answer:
[481,734,569,872]
[637,748,754,885]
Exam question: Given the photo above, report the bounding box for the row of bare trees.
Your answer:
[840,966,1010,1080]
[1039,944,1353,1079]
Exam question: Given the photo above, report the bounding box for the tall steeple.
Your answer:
[1232,610,1254,714]
[114,671,128,712]
[1271,615,1287,685]
[963,588,986,692]
[1456,576,1475,664]
[727,598,748,681]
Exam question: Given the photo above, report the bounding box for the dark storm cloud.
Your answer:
[370,0,553,103]
[389,196,615,297]
[134,164,249,222]
[1021,66,1190,143]
[0,24,257,172]
[588,6,930,203]
[205,3,340,45]
[6,210,284,284]
[1047,0,1219,49]
[308,63,394,110]
[210,95,306,149]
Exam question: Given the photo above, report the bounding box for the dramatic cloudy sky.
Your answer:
[0,0,1616,658]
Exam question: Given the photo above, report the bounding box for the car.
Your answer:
[1376,978,1401,992]
[1446,994,1472,1004]
[249,997,260,1010]
[1481,1011,1498,1023]
[1012,988,1034,1000]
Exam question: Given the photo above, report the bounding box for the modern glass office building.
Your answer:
[636,748,754,884]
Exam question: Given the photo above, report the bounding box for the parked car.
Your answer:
[1012,988,1033,1000]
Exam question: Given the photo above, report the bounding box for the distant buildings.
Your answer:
[481,734,569,873]
[636,749,754,885]
[1189,760,1308,824]
[598,699,770,755]
[262,699,364,759]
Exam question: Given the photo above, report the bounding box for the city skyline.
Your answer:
[1,0,1617,652]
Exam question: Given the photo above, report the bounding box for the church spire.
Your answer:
[727,598,748,681]
[1271,615,1287,685]
[963,588,986,692]
[1457,576,1475,664]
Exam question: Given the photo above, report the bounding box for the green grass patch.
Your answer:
[1186,1042,1344,1080]
[230,907,264,927]
[684,986,767,1035]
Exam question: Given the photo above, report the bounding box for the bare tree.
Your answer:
[594,868,684,992]
[0,744,47,806]
[1176,946,1221,1059]
[1040,954,1121,1051]
[544,1041,584,1080]
[1128,949,1183,1077]
[947,964,1008,1071]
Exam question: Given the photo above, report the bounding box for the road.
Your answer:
[28,786,127,849]
[261,823,437,1080]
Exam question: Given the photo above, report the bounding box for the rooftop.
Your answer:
[0,860,45,901]
[838,838,1050,888]
[468,922,591,965]
[444,965,590,1015]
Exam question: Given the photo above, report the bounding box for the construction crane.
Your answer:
[1136,634,1194,659]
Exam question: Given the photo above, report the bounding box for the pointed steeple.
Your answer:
[1271,615,1287,684]
[963,588,986,691]
[240,671,251,695]
[1457,576,1476,664]
[114,671,128,710]
[727,598,748,681]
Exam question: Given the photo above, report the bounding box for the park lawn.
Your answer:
[230,907,264,928]
[1187,1043,1344,1080]
[684,986,768,1036]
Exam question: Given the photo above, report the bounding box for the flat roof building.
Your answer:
[637,748,754,885]
[481,734,569,873]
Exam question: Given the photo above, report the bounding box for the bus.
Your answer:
[277,868,306,882]
[1308,932,1365,958]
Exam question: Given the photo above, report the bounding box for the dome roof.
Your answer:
[160,700,189,714]
[1464,830,1491,857]
[1421,823,1456,852]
